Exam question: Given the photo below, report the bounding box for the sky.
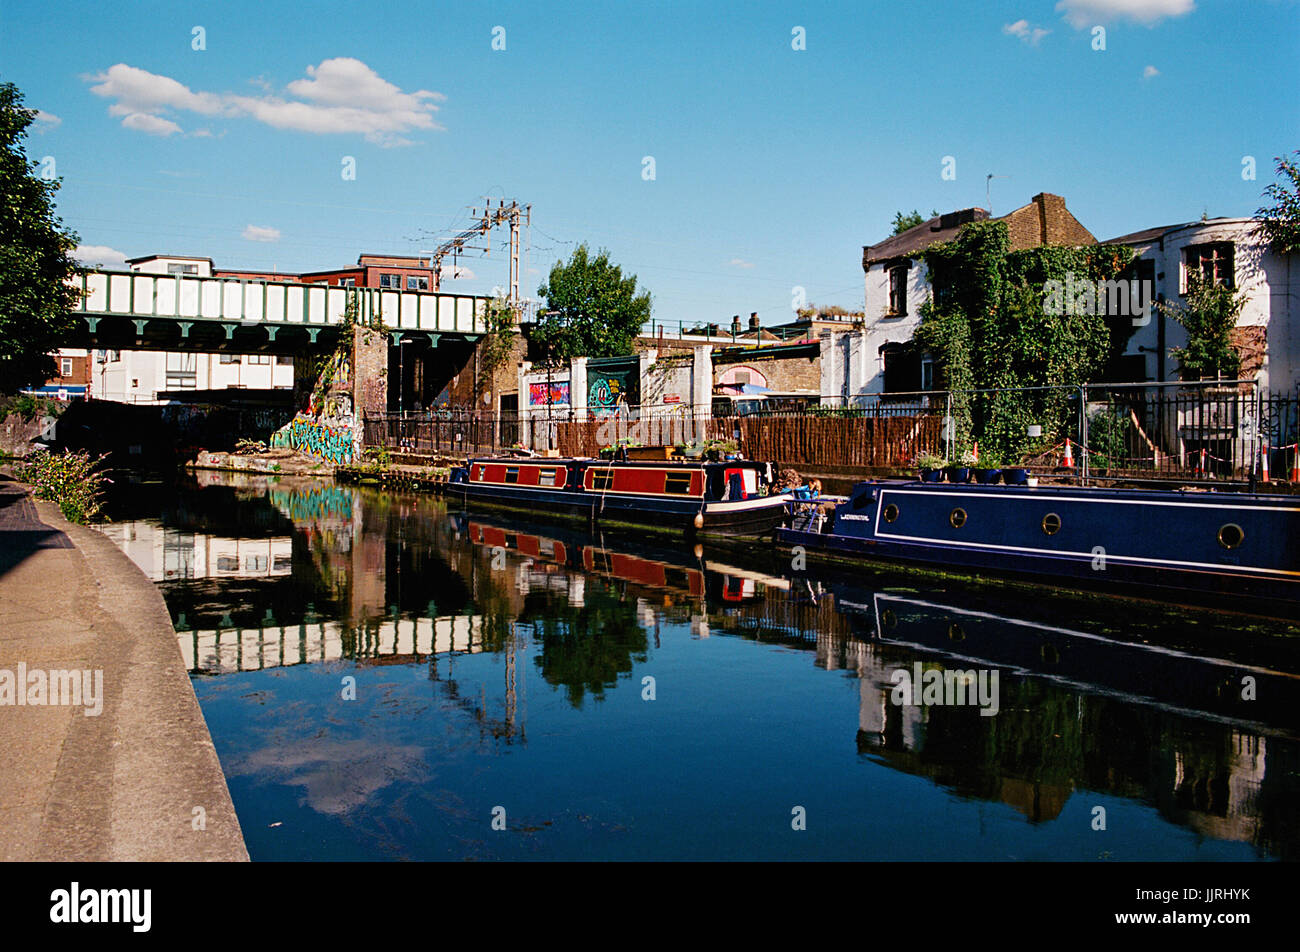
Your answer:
[3,0,1297,330]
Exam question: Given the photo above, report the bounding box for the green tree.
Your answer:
[535,244,652,362]
[891,209,940,235]
[0,82,82,394]
[1258,150,1300,254]
[1158,272,1245,380]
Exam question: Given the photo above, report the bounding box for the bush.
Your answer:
[15,449,109,524]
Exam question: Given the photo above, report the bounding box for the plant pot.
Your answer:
[920,468,944,483]
[973,468,1001,484]
[1002,468,1030,485]
[945,466,971,484]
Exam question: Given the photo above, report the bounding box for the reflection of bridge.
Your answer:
[100,521,294,581]
[68,270,488,355]
[179,614,487,674]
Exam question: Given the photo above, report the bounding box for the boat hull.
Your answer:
[777,482,1300,607]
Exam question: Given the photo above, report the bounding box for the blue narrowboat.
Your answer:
[445,455,790,535]
[778,481,1300,606]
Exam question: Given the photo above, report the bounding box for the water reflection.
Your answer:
[104,473,1300,860]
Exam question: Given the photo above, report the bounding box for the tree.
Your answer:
[0,82,82,394]
[1158,272,1245,380]
[1258,151,1300,254]
[534,244,651,362]
[891,209,940,235]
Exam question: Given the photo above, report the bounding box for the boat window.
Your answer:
[1042,513,1061,536]
[950,508,967,529]
[505,466,519,484]
[1218,523,1244,550]
[665,472,694,495]
[883,503,899,523]
[591,469,613,491]
[539,469,557,487]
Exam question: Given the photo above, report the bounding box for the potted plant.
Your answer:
[972,451,1003,485]
[1001,456,1031,485]
[916,453,946,482]
[945,449,977,484]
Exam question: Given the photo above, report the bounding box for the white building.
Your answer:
[1105,218,1297,394]
[77,254,294,403]
[823,194,1096,403]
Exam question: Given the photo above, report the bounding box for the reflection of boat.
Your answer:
[777,481,1300,610]
[832,591,1300,738]
[446,455,788,535]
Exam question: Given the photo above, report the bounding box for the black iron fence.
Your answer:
[365,382,1296,484]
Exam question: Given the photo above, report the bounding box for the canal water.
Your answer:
[101,472,1300,861]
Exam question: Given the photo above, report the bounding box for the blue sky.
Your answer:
[4,0,1297,328]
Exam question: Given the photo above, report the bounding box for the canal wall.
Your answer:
[0,478,248,861]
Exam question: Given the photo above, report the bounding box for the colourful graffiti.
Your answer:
[529,381,570,407]
[271,413,354,464]
[268,485,355,526]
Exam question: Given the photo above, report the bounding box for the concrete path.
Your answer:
[0,474,247,861]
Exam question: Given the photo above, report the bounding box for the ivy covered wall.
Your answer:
[912,220,1134,460]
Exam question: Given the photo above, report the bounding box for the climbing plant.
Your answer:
[1157,272,1245,380]
[910,220,1133,460]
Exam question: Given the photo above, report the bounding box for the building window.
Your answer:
[60,357,72,377]
[338,277,356,287]
[379,273,402,289]
[277,355,293,365]
[1183,242,1234,291]
[921,355,934,391]
[219,354,241,364]
[888,265,908,315]
[167,263,199,275]
[406,275,429,291]
[247,354,271,365]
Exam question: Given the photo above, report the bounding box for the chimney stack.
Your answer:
[730,315,742,335]
[749,312,760,330]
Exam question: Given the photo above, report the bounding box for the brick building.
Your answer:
[826,193,1095,401]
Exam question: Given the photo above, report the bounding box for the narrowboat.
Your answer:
[777,481,1300,607]
[445,454,790,535]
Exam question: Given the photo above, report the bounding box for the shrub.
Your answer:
[15,449,109,524]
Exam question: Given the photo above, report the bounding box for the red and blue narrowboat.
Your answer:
[777,480,1300,609]
[445,454,789,535]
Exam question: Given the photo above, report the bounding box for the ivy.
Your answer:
[911,220,1134,460]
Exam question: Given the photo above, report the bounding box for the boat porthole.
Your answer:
[1042,512,1062,536]
[950,508,967,529]
[948,623,965,642]
[1041,643,1060,664]
[883,504,899,523]
[1218,523,1244,550]
[881,609,897,630]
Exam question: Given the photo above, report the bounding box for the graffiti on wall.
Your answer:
[588,368,638,414]
[271,412,355,464]
[529,381,570,407]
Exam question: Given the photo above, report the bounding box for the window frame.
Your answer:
[1182,242,1235,293]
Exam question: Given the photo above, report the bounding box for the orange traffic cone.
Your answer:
[1198,447,1207,476]
[1291,445,1300,483]
[973,441,980,464]
[1062,438,1075,469]
[1261,442,1270,483]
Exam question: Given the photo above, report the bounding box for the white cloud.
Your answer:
[74,244,129,268]
[242,224,281,242]
[446,265,476,280]
[86,58,445,146]
[1143,64,1160,78]
[33,110,61,131]
[121,112,182,136]
[729,258,755,269]
[1056,0,1195,28]
[1003,19,1051,44]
